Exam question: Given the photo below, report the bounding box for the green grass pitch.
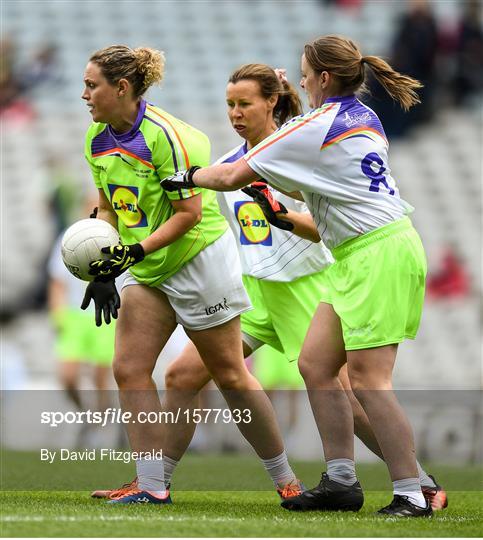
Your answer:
[1,454,482,537]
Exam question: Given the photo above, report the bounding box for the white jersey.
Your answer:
[245,95,413,250]
[215,143,333,282]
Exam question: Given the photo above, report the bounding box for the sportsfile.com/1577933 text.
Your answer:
[40,407,252,427]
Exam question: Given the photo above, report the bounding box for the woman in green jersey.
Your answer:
[80,45,300,504]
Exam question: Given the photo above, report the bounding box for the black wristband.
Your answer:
[186,166,201,184]
[130,243,145,262]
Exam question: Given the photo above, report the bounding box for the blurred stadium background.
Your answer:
[1,0,482,464]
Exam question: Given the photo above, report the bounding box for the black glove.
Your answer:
[161,166,201,193]
[89,207,98,219]
[81,279,120,327]
[88,243,145,280]
[242,182,294,231]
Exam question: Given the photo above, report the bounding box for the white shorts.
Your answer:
[122,230,252,331]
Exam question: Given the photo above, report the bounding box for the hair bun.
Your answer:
[274,68,288,84]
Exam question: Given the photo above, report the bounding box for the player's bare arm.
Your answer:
[282,210,320,242]
[140,194,202,255]
[97,188,118,229]
[194,157,258,191]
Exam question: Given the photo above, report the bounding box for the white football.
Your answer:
[61,219,120,281]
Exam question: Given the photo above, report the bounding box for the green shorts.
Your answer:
[253,345,305,389]
[55,309,115,365]
[320,217,427,351]
[241,270,329,362]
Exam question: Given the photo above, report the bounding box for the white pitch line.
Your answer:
[1,515,480,524]
[0,515,250,523]
[2,516,245,523]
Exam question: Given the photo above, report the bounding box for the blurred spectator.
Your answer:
[426,247,470,300]
[0,36,18,104]
[452,1,483,105]
[367,0,438,137]
[0,36,36,125]
[17,43,62,95]
[1,39,61,126]
[318,0,362,9]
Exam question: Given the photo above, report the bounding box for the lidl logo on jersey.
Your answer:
[108,184,148,228]
[235,201,272,246]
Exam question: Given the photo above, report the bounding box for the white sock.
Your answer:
[326,458,357,486]
[136,457,165,493]
[393,477,426,508]
[163,455,179,486]
[261,450,296,487]
[417,461,436,488]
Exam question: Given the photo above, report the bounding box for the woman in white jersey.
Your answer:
[80,45,302,505]
[160,64,443,509]
[159,64,329,500]
[162,36,432,517]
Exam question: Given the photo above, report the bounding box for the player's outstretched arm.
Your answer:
[162,158,259,193]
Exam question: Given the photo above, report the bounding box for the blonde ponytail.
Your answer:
[304,35,423,111]
[361,55,422,111]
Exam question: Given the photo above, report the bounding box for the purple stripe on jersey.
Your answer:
[143,115,179,172]
[322,96,386,147]
[91,127,112,155]
[91,127,152,164]
[222,142,248,163]
[108,99,147,142]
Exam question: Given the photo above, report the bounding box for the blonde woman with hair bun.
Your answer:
[80,45,300,505]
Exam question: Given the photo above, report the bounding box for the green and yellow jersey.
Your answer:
[85,99,228,286]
